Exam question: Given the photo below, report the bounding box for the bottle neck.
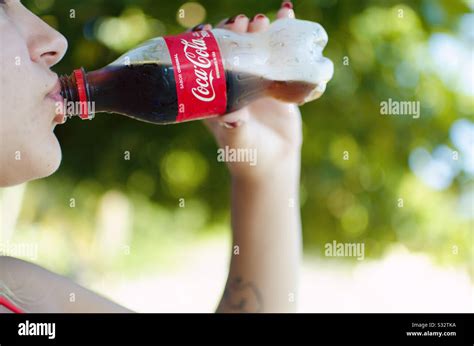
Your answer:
[59,68,95,120]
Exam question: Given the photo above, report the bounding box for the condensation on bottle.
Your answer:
[60,18,334,124]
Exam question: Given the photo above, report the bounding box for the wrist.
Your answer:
[230,149,301,186]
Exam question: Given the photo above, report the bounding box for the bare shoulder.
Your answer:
[0,255,29,271]
[0,256,132,313]
[0,256,34,289]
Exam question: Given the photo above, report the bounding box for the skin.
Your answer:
[0,0,67,187]
[0,1,331,312]
[209,7,304,313]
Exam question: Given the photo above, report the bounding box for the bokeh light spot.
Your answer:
[341,204,369,237]
[161,150,208,196]
[34,0,54,11]
[95,7,165,52]
[176,2,207,28]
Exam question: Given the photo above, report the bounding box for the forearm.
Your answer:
[216,153,302,313]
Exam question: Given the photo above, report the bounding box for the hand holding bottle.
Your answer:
[203,2,331,180]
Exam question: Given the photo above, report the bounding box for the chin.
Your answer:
[35,135,62,179]
[36,153,61,180]
[22,133,62,184]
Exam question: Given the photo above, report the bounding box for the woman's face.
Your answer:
[0,0,67,187]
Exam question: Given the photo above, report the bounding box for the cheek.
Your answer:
[1,22,44,122]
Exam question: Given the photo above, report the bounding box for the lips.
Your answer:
[46,79,66,124]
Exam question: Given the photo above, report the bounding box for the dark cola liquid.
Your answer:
[61,63,317,124]
[82,64,178,124]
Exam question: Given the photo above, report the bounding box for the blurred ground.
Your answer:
[89,236,473,313]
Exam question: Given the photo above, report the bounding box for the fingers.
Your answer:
[203,115,243,136]
[219,109,250,126]
[204,108,251,134]
[222,14,250,33]
[186,23,213,33]
[277,1,296,19]
[206,117,242,131]
[200,3,295,133]
[248,14,270,33]
[216,110,250,130]
[203,110,252,150]
[193,1,295,35]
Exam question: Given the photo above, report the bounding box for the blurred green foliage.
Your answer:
[15,0,472,277]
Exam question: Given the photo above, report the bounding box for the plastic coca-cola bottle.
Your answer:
[60,18,333,124]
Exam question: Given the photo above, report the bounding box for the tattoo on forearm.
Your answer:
[222,276,263,312]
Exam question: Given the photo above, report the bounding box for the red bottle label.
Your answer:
[164,31,227,122]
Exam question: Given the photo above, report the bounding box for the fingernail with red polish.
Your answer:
[250,14,266,22]
[282,1,293,9]
[225,14,246,24]
[222,121,242,129]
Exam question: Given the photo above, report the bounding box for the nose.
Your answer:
[26,13,68,67]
